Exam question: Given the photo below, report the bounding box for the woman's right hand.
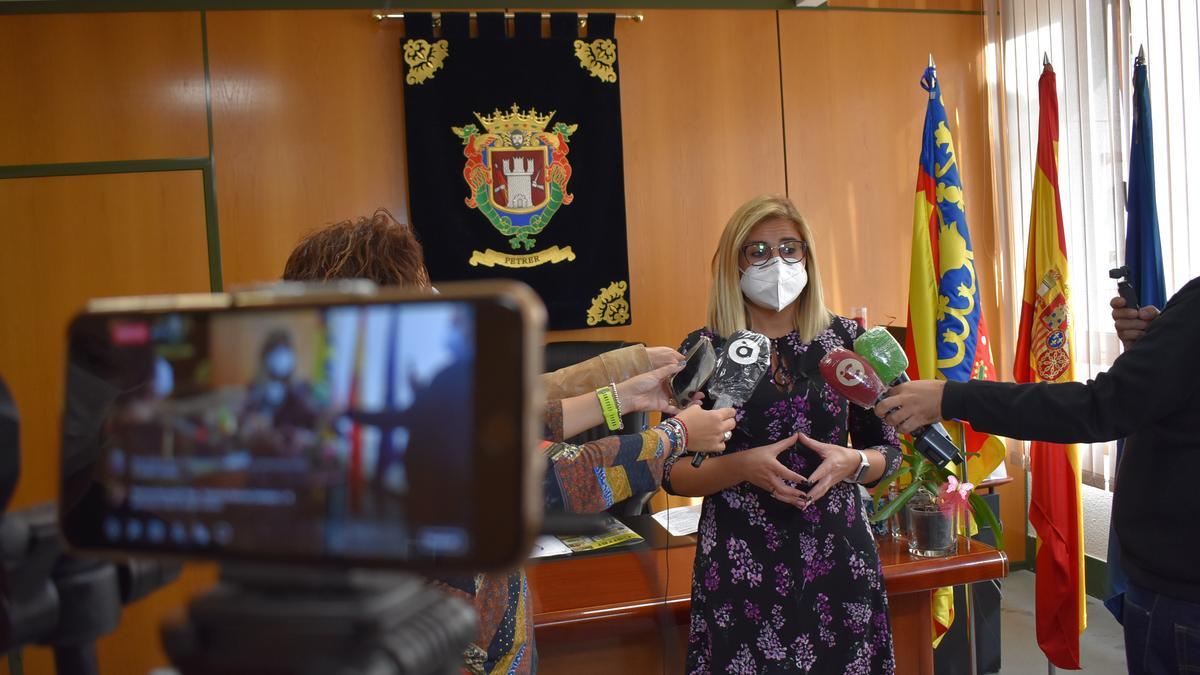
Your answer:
[675,405,737,453]
[735,434,808,505]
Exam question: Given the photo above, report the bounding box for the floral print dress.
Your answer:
[663,317,904,674]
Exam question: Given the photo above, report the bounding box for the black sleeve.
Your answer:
[942,278,1200,443]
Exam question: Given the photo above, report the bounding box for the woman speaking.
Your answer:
[663,195,903,673]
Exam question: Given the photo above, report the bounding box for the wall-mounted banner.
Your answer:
[401,12,632,330]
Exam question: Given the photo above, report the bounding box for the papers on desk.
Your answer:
[557,515,643,552]
[651,503,702,536]
[530,535,574,559]
[528,516,644,559]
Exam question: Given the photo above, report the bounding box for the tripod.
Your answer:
[0,502,181,675]
[162,564,477,675]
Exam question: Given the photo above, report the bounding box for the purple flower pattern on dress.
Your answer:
[714,602,734,629]
[843,601,872,636]
[765,395,811,441]
[791,634,816,671]
[727,537,763,588]
[668,323,899,674]
[699,502,717,555]
[848,552,869,580]
[770,604,786,631]
[725,644,756,675]
[774,562,793,596]
[798,533,836,584]
[815,593,837,647]
[741,598,761,622]
[704,563,720,592]
[757,623,788,662]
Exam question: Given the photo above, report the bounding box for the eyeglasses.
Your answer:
[741,239,808,266]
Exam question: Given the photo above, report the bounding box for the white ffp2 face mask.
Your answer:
[739,258,808,312]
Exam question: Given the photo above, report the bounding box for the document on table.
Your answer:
[556,515,643,553]
[530,535,574,559]
[651,503,703,536]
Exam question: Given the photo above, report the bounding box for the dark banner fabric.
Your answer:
[401,12,631,330]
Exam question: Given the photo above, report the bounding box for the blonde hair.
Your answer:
[706,194,831,342]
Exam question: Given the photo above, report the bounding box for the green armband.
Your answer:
[596,385,624,431]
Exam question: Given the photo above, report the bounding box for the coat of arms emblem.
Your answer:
[453,105,577,251]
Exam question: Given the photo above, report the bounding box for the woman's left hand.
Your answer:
[616,363,683,414]
[796,433,862,506]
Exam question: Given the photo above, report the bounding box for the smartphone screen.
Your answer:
[60,290,538,570]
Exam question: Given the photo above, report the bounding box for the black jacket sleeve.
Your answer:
[941,277,1200,443]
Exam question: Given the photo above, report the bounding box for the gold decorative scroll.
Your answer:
[572,39,617,83]
[468,245,576,268]
[586,281,630,326]
[404,39,449,85]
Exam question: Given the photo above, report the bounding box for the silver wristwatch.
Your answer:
[843,449,870,484]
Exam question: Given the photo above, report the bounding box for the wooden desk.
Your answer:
[528,532,1007,675]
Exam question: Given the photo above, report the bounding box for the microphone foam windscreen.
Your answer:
[707,331,772,408]
[852,327,910,384]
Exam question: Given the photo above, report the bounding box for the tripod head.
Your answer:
[0,376,181,674]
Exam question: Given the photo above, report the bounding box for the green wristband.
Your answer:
[596,386,624,431]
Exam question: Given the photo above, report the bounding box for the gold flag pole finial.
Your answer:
[928,53,935,69]
[1043,52,1051,66]
[1136,44,1146,66]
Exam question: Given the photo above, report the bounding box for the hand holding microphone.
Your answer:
[675,404,738,454]
[872,379,948,436]
[818,327,964,467]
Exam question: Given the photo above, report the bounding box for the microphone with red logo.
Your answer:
[691,331,772,468]
[819,346,963,468]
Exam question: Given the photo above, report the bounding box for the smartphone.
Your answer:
[59,281,545,572]
[669,336,716,408]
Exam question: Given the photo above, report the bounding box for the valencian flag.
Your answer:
[1105,50,1167,624]
[1015,63,1085,669]
[401,12,631,330]
[905,62,1007,647]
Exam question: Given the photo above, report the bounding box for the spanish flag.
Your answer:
[905,61,1007,647]
[1015,62,1085,669]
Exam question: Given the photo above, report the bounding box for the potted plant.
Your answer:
[868,437,1005,553]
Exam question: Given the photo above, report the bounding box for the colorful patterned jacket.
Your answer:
[438,353,667,674]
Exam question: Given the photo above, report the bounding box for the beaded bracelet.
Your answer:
[671,416,690,450]
[608,381,625,419]
[659,417,688,454]
[654,422,682,455]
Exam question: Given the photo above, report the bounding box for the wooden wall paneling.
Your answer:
[206,9,410,288]
[0,12,208,166]
[779,10,993,328]
[829,0,984,11]
[544,9,788,351]
[0,170,218,675]
[779,10,1025,562]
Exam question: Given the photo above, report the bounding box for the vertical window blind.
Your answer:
[998,0,1198,489]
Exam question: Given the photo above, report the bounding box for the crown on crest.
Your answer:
[475,104,554,136]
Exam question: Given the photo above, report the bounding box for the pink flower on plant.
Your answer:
[938,474,975,517]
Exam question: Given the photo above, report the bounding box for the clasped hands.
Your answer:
[737,433,865,508]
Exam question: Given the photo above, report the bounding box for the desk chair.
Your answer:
[543,341,654,516]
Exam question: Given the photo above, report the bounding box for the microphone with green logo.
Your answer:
[853,327,964,467]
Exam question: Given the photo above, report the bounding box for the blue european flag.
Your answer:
[1106,54,1167,624]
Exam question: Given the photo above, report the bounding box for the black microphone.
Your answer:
[691,331,772,467]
